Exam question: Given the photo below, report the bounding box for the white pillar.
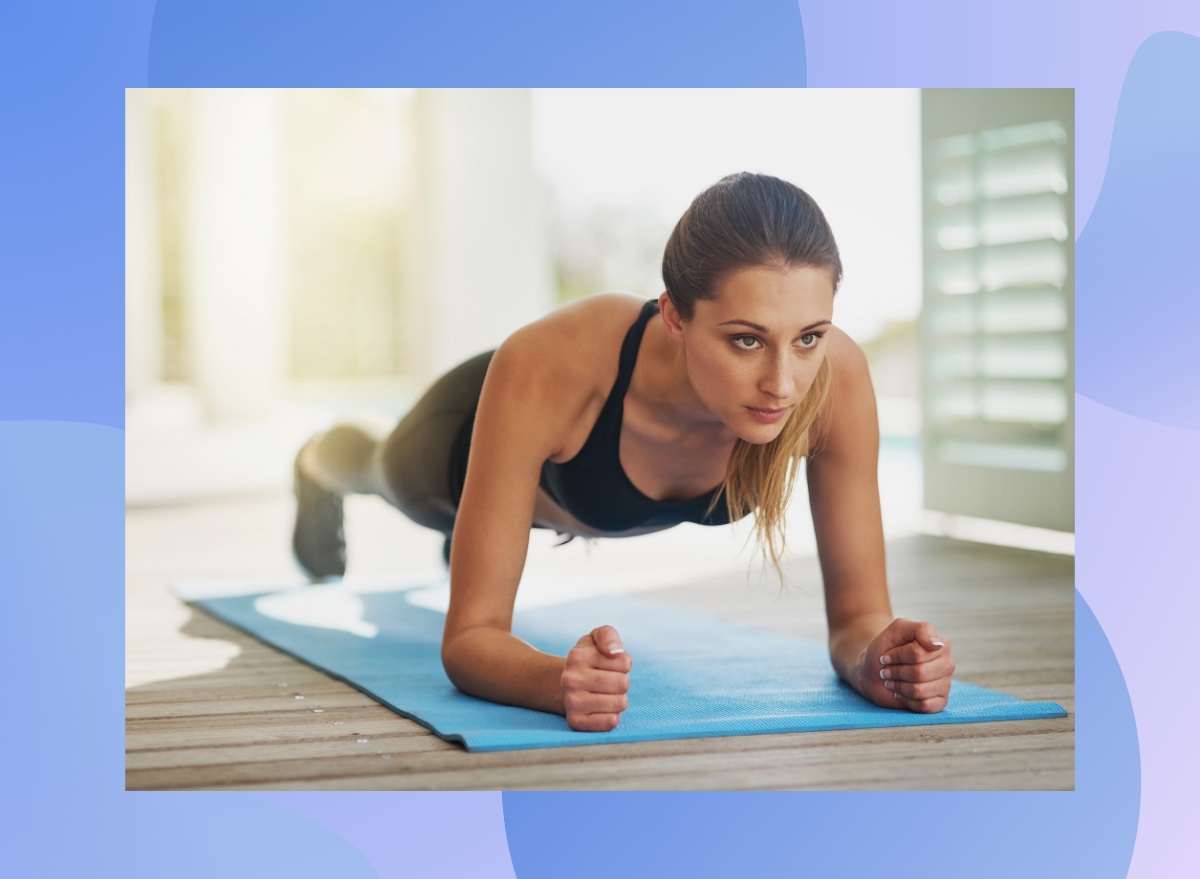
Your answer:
[186,89,288,420]
[403,89,554,382]
[124,90,162,402]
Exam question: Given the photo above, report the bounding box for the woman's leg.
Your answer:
[291,351,495,580]
[292,426,382,581]
[299,425,393,497]
[376,350,494,534]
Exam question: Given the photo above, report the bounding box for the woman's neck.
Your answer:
[632,315,736,444]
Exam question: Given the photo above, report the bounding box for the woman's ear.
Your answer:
[658,292,686,342]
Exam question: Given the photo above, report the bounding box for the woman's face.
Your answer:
[674,264,836,444]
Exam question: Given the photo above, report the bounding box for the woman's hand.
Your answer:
[561,625,633,732]
[857,618,954,714]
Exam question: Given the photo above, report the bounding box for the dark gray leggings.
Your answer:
[311,350,495,539]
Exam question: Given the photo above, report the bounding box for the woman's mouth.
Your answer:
[745,406,790,425]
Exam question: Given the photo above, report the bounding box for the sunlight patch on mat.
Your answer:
[403,569,621,614]
[256,588,379,638]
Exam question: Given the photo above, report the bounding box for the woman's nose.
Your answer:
[759,353,795,400]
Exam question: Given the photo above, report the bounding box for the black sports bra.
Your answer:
[538,299,740,532]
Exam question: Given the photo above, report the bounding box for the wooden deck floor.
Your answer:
[126,494,1074,790]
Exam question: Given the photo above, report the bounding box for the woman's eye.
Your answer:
[798,333,820,349]
[732,336,761,350]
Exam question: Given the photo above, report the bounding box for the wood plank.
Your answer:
[134,730,1071,792]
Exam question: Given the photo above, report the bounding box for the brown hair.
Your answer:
[662,172,842,577]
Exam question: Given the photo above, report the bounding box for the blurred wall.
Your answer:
[403,89,554,383]
[125,88,553,424]
[188,90,288,420]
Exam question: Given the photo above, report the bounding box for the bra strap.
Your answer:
[609,299,659,400]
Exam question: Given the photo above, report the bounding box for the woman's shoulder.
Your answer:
[811,326,876,454]
[496,293,649,379]
[826,325,869,380]
[479,294,650,443]
[532,292,648,343]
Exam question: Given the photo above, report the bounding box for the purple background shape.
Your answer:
[257,792,516,878]
[1074,29,1200,879]
[1076,395,1200,879]
[0,0,1194,876]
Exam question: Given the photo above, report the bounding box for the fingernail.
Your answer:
[879,668,891,680]
[609,645,625,655]
[879,655,891,665]
[931,639,945,648]
[884,680,895,691]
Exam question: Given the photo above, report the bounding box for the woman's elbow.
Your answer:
[440,624,487,692]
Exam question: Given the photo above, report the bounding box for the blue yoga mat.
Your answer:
[180,579,1067,752]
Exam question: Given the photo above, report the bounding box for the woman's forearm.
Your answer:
[441,626,567,715]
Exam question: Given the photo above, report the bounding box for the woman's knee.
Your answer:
[311,425,384,494]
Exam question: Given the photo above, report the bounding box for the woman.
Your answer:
[292,172,955,732]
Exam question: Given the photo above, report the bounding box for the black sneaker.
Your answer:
[292,448,346,581]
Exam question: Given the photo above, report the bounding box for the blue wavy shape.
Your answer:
[503,590,1137,878]
[0,2,154,427]
[1077,31,1200,427]
[147,0,806,86]
[0,421,375,877]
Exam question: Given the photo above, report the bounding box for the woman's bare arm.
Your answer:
[807,329,954,711]
[807,331,893,680]
[439,301,635,729]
